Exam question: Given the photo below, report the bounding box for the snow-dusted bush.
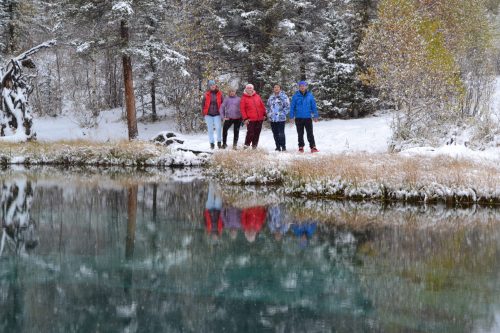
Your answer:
[71,94,101,129]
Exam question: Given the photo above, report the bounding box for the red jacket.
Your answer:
[241,206,267,232]
[202,90,223,116]
[204,209,223,235]
[240,92,266,121]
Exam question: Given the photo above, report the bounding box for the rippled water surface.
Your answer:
[0,168,499,333]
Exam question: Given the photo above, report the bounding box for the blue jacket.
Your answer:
[290,90,318,119]
[266,92,290,122]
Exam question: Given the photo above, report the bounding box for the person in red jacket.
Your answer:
[240,84,267,149]
[241,206,267,243]
[201,80,224,149]
[204,182,223,239]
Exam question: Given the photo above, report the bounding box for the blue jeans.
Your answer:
[205,115,222,144]
[206,183,222,210]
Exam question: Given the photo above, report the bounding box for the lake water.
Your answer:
[0,168,499,333]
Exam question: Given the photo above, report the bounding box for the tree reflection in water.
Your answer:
[0,171,497,332]
[0,177,37,256]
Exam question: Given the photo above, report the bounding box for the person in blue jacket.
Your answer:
[290,81,319,153]
[291,221,317,248]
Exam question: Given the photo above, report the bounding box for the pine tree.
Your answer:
[131,0,187,121]
[317,10,356,118]
[0,0,39,56]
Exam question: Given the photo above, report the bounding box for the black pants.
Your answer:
[270,121,286,150]
[222,119,242,145]
[295,118,316,148]
[244,121,263,148]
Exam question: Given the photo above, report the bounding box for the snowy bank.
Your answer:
[0,141,209,167]
[209,151,500,205]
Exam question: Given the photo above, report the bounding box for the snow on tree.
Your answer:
[314,2,378,119]
[130,0,188,121]
[197,0,329,94]
[316,9,358,118]
[0,40,56,142]
[0,1,41,57]
[57,0,188,134]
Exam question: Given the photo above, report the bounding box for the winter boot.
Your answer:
[210,143,215,150]
[222,143,227,149]
[217,142,222,149]
[311,147,319,153]
[281,146,286,152]
[243,145,250,150]
[298,147,304,153]
[233,144,238,150]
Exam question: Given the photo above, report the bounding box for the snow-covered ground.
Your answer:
[33,108,499,163]
[34,108,392,153]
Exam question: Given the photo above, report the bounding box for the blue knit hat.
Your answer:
[208,80,216,87]
[298,81,308,86]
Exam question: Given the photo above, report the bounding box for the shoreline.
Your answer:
[0,140,498,206]
[208,150,500,206]
[0,140,210,167]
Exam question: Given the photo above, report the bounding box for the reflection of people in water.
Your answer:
[241,206,267,243]
[204,183,223,239]
[222,206,242,240]
[0,179,38,255]
[267,205,290,241]
[291,221,317,248]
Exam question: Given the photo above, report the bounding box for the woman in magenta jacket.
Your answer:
[240,84,267,149]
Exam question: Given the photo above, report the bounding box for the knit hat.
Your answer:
[298,81,308,86]
[208,80,216,87]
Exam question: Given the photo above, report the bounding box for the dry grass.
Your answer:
[209,150,500,204]
[0,139,157,155]
[286,153,497,186]
[0,139,208,167]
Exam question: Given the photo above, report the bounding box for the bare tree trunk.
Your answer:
[297,8,307,81]
[150,55,158,121]
[120,19,138,140]
[55,49,63,115]
[92,52,99,117]
[6,1,17,55]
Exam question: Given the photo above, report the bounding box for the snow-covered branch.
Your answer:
[0,40,56,142]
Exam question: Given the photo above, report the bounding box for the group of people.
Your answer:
[202,80,319,153]
[204,183,317,245]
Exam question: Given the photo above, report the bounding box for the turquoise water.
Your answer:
[0,169,499,332]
